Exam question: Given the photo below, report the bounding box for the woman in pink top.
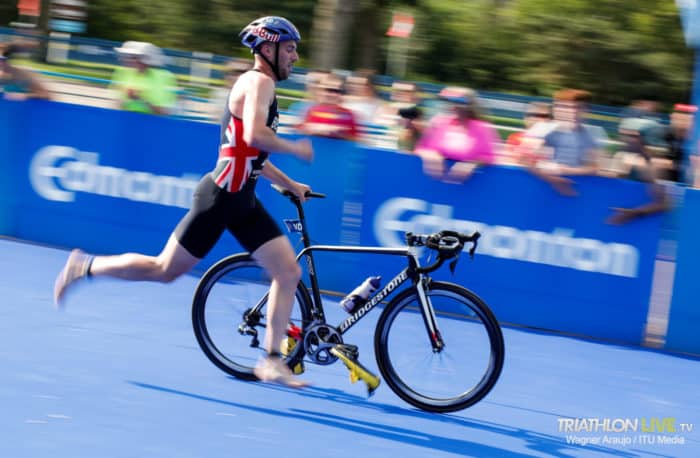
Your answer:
[414,87,497,183]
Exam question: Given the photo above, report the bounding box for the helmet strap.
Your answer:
[273,42,283,81]
[255,43,283,81]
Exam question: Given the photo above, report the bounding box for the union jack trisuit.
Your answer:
[170,89,283,259]
[212,95,279,193]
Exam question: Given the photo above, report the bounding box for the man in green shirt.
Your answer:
[111,41,178,115]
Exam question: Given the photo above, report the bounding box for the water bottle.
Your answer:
[340,276,381,313]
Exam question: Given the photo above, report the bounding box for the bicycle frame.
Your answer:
[284,195,444,351]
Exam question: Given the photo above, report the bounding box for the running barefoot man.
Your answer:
[54,16,313,388]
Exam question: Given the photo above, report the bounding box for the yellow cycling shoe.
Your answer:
[280,336,305,375]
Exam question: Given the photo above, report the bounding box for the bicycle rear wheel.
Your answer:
[192,254,313,380]
[375,281,504,413]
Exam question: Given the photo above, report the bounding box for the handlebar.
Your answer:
[271,183,326,201]
[406,230,481,274]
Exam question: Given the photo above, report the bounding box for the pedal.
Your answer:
[281,324,304,375]
[330,345,380,396]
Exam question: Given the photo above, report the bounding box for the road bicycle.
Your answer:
[191,186,504,413]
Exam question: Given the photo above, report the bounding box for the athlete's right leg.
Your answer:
[53,233,200,306]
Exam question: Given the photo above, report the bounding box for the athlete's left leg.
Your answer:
[251,235,310,388]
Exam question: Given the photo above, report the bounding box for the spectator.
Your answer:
[525,89,602,196]
[504,102,552,166]
[0,41,51,100]
[287,69,328,121]
[396,103,426,152]
[110,41,178,115]
[373,81,424,150]
[342,69,384,125]
[414,86,497,184]
[612,100,666,176]
[663,103,697,184]
[606,163,671,226]
[297,73,359,141]
[606,102,671,225]
[375,81,420,126]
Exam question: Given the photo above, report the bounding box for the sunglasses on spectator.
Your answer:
[323,87,343,94]
[527,112,550,118]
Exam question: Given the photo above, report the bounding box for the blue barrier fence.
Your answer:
[1,98,698,351]
[666,188,700,354]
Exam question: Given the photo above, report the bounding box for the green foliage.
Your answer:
[0,3,16,27]
[69,0,695,106]
[410,0,693,105]
[86,0,314,57]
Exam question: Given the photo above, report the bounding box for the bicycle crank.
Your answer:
[302,323,342,365]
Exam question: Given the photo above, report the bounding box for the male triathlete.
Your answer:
[54,16,313,388]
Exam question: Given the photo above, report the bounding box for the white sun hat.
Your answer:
[114,41,165,67]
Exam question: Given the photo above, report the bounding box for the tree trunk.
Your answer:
[353,3,381,70]
[310,0,360,70]
[37,0,51,62]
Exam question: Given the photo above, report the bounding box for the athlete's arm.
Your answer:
[261,160,311,202]
[242,75,313,162]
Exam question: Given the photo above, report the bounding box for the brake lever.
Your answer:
[467,232,480,259]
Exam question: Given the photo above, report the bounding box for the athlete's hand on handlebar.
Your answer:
[293,138,314,162]
[289,181,312,203]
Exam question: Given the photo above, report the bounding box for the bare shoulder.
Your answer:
[230,71,276,115]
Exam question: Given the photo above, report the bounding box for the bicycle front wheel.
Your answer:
[375,281,504,413]
[192,254,313,380]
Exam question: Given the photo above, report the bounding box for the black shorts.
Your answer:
[174,175,282,258]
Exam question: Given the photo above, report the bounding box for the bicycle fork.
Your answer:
[415,277,445,352]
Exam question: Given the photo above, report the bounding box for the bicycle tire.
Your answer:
[374,281,504,413]
[192,253,313,380]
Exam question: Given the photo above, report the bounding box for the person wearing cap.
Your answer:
[0,41,51,100]
[413,86,497,184]
[54,17,313,388]
[298,72,359,141]
[605,101,672,225]
[110,41,178,115]
[612,100,666,177]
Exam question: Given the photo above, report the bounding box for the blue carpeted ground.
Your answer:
[1,238,698,458]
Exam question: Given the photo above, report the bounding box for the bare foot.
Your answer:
[53,249,92,308]
[254,355,311,389]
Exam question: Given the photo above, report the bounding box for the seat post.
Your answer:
[293,199,312,249]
